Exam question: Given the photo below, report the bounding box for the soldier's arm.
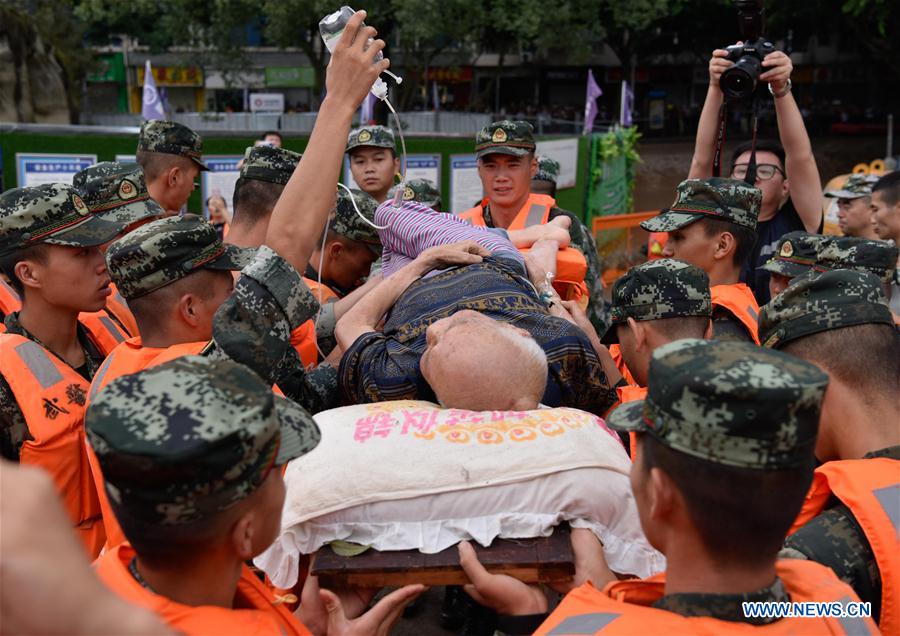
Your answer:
[552,209,609,333]
[314,275,382,356]
[782,505,880,612]
[265,11,389,274]
[0,378,30,462]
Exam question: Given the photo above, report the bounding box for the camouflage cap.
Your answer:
[137,120,209,171]
[346,125,395,153]
[533,155,560,184]
[74,162,165,225]
[825,173,879,200]
[239,145,301,185]
[610,258,711,326]
[759,231,831,279]
[608,339,827,469]
[330,188,381,255]
[389,178,441,209]
[814,236,899,284]
[105,214,254,299]
[475,120,536,160]
[641,178,761,233]
[0,183,128,258]
[758,269,893,349]
[85,356,320,527]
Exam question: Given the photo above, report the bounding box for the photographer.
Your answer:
[689,20,823,305]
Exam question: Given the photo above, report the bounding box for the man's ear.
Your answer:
[13,260,42,291]
[166,165,181,188]
[529,155,538,178]
[230,511,256,561]
[703,318,714,340]
[627,317,647,350]
[648,466,677,524]
[327,240,344,261]
[713,231,735,262]
[177,293,202,327]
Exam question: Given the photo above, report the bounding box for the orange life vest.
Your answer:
[711,283,760,344]
[86,339,214,551]
[614,385,647,460]
[536,559,878,635]
[304,276,340,305]
[789,457,900,635]
[0,333,106,556]
[87,338,286,551]
[78,311,129,354]
[608,344,637,385]
[0,277,22,317]
[94,543,312,636]
[290,320,319,367]
[459,194,589,302]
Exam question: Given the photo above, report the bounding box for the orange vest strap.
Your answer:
[536,560,877,635]
[711,284,761,344]
[0,278,22,315]
[789,458,900,635]
[303,277,340,305]
[0,333,105,556]
[290,320,318,368]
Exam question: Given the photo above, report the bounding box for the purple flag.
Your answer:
[141,60,166,120]
[620,80,634,127]
[583,69,603,135]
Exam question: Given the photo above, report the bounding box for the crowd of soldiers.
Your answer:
[0,11,898,636]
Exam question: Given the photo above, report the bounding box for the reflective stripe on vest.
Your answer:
[789,458,900,635]
[711,283,761,344]
[0,333,105,557]
[535,560,878,635]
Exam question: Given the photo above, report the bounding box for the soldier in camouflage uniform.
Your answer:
[758,231,828,297]
[530,155,560,198]
[825,173,880,240]
[641,178,762,343]
[388,178,441,210]
[460,120,609,334]
[602,258,712,411]
[463,339,875,633]
[0,183,128,551]
[97,214,337,414]
[346,125,399,204]
[758,269,899,629]
[136,120,209,215]
[86,355,425,634]
[306,188,381,299]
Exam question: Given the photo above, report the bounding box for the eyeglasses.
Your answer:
[731,163,785,181]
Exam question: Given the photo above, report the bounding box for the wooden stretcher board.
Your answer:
[311,524,575,588]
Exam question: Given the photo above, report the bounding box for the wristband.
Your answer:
[768,78,792,98]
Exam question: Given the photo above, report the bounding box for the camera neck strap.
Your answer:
[712,91,762,184]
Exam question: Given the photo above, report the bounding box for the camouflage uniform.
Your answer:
[476,120,609,334]
[608,258,711,329]
[346,125,396,153]
[815,236,899,285]
[388,178,441,210]
[642,178,761,343]
[105,215,338,413]
[759,269,897,622]
[75,162,166,224]
[86,355,320,526]
[0,184,128,459]
[532,155,560,185]
[137,120,209,171]
[824,173,879,200]
[759,231,829,280]
[607,338,828,621]
[238,145,301,186]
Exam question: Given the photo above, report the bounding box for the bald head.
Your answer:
[420,311,548,411]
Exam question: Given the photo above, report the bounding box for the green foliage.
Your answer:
[590,126,642,214]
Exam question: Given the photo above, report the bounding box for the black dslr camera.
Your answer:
[720,0,775,100]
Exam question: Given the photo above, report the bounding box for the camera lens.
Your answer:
[721,55,762,100]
